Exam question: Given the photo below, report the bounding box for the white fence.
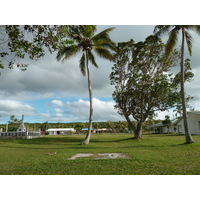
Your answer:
[0,131,41,139]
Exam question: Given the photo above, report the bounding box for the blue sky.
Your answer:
[1,25,200,124]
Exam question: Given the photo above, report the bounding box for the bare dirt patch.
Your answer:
[67,153,131,160]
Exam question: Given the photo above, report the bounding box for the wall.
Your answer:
[177,113,200,135]
[0,131,41,139]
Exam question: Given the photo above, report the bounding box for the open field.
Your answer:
[1,133,200,175]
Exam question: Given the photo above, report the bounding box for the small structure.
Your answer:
[80,128,111,134]
[81,128,96,134]
[0,115,41,139]
[149,118,181,134]
[148,111,200,135]
[96,128,111,133]
[46,128,76,135]
[17,115,27,132]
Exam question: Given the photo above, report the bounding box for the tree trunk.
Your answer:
[124,114,136,133]
[181,28,194,144]
[133,122,143,139]
[82,50,93,145]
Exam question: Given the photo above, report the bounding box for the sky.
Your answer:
[1,25,200,123]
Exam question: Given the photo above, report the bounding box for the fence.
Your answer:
[0,131,41,139]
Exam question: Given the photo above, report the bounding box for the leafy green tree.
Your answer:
[154,25,200,143]
[111,36,180,139]
[162,115,172,133]
[8,115,20,124]
[40,121,49,131]
[57,25,116,144]
[0,25,71,71]
[106,121,115,133]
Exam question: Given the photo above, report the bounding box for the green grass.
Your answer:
[1,133,200,175]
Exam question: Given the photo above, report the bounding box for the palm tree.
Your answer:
[57,25,116,144]
[154,25,200,144]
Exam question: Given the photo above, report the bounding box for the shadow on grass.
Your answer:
[150,134,183,137]
[11,136,83,145]
[170,143,197,147]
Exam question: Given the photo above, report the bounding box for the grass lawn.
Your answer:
[1,133,200,175]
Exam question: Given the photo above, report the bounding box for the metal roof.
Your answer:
[46,128,76,132]
[188,111,200,116]
[148,118,182,129]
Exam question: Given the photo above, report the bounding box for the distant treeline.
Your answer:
[0,120,162,133]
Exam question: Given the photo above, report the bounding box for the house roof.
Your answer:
[148,123,163,129]
[188,111,200,116]
[81,128,95,131]
[148,111,200,129]
[148,118,182,129]
[46,128,76,132]
[171,118,182,125]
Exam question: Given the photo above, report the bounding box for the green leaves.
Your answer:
[56,25,116,75]
[0,25,72,70]
[154,25,200,57]
[56,45,80,62]
[79,53,86,76]
[111,36,180,134]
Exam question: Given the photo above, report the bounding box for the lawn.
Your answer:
[1,133,200,175]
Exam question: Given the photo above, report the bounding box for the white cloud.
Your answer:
[43,98,125,122]
[0,100,36,118]
[51,100,64,107]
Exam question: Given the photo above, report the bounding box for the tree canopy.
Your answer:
[0,25,71,71]
[110,35,180,138]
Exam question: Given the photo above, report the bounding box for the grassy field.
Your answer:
[1,133,200,175]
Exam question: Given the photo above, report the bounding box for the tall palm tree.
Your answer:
[154,25,200,144]
[57,25,116,144]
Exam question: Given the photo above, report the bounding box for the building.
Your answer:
[148,118,181,134]
[81,128,96,134]
[176,111,200,135]
[46,128,76,135]
[148,111,200,135]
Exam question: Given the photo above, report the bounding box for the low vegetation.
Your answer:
[1,133,200,175]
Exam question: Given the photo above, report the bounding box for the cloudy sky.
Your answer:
[1,25,200,123]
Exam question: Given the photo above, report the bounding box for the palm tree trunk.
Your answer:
[82,50,93,145]
[180,28,194,144]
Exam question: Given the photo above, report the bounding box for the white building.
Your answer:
[46,128,76,135]
[149,111,200,135]
[149,118,181,134]
[176,111,200,135]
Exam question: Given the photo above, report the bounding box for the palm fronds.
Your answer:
[165,27,179,55]
[91,27,115,44]
[185,30,193,56]
[191,25,200,35]
[154,25,173,37]
[94,47,115,61]
[57,25,116,73]
[79,53,86,76]
[94,41,117,51]
[56,45,80,62]
[80,25,97,38]
[88,51,98,68]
